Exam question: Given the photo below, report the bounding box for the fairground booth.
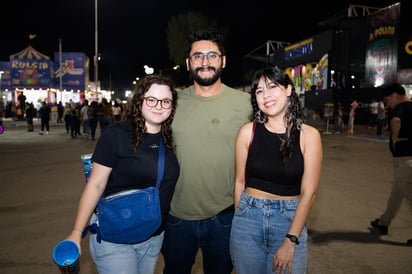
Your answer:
[0,45,95,120]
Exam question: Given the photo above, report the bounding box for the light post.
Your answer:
[0,70,4,101]
[94,0,98,95]
[0,70,4,128]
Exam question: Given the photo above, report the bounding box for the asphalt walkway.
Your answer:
[0,119,411,274]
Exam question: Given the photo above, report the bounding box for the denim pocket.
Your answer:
[215,211,234,227]
[166,214,181,226]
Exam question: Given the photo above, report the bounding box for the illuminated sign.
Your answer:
[284,39,314,60]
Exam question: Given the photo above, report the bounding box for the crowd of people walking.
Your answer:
[20,98,125,140]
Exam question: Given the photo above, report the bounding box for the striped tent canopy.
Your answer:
[9,45,50,60]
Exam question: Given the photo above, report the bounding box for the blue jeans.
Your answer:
[82,119,91,135]
[162,212,234,274]
[90,223,164,274]
[230,192,307,274]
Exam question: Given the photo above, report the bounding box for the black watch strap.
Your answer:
[286,234,299,245]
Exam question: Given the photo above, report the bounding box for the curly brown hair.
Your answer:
[127,74,178,151]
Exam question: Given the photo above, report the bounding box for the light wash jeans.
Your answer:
[90,226,164,274]
[230,192,307,274]
[82,118,91,135]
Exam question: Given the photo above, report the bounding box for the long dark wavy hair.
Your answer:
[250,67,304,164]
[127,74,178,152]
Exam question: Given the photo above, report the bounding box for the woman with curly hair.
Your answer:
[63,74,180,274]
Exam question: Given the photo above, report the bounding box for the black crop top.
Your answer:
[245,122,304,196]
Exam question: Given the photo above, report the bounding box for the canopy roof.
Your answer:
[9,45,50,60]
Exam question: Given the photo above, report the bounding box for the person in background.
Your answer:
[376,100,386,136]
[38,101,51,135]
[0,99,4,126]
[80,99,91,139]
[64,103,73,134]
[369,99,379,129]
[370,83,412,245]
[64,74,180,274]
[229,67,323,274]
[25,102,35,132]
[70,107,81,139]
[161,28,251,274]
[347,100,358,134]
[88,100,99,141]
[333,101,345,134]
[18,92,26,118]
[112,101,122,122]
[97,98,114,133]
[57,101,64,123]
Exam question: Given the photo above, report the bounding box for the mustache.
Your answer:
[195,67,216,73]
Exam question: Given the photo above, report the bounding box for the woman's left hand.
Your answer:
[272,239,295,273]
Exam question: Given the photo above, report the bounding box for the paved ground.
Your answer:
[0,119,411,274]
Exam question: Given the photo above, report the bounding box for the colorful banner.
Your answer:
[0,62,12,90]
[9,46,52,88]
[53,52,89,91]
[364,3,400,87]
[285,53,329,93]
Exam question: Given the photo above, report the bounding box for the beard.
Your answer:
[190,66,224,86]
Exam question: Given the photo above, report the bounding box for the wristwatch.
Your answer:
[285,234,299,245]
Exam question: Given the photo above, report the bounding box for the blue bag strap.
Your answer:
[156,138,165,188]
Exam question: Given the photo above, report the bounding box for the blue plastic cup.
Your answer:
[80,153,93,182]
[52,240,80,274]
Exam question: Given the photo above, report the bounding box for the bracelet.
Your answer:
[285,234,299,245]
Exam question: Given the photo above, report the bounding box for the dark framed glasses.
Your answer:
[189,52,222,65]
[144,97,173,109]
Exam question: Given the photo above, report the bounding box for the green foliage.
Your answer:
[166,12,222,68]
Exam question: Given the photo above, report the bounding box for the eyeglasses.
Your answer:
[144,97,173,109]
[189,52,222,65]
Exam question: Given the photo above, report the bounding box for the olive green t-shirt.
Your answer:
[170,84,251,220]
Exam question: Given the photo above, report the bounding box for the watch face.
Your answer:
[286,234,299,244]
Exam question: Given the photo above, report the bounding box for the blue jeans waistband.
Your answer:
[240,191,299,209]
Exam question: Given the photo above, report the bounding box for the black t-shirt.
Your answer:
[388,101,412,157]
[92,120,180,229]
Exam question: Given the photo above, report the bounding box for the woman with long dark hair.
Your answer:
[230,67,323,274]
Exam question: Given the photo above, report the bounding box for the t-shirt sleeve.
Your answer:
[92,126,119,168]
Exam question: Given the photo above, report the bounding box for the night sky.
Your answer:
[2,0,401,91]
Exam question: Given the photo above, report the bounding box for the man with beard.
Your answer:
[161,29,251,274]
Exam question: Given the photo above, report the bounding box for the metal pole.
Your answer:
[94,0,98,96]
[0,70,3,126]
[0,71,3,100]
[59,39,63,103]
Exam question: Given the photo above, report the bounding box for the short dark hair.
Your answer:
[382,82,405,97]
[187,29,225,56]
